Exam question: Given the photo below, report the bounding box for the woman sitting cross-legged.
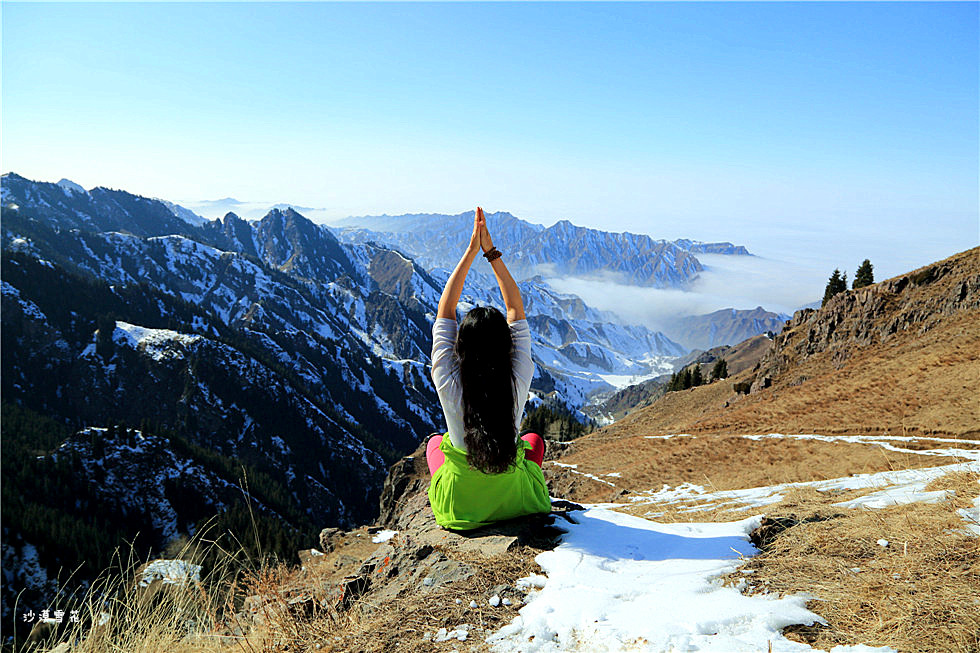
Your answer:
[426,206,551,530]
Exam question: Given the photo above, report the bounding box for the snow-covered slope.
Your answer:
[157,198,208,226]
[488,432,980,651]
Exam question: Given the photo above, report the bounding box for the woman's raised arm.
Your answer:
[478,207,526,323]
[436,210,483,319]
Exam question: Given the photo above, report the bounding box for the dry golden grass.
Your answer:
[615,483,878,524]
[22,530,542,653]
[697,309,980,438]
[597,306,980,440]
[545,432,967,504]
[590,248,980,440]
[727,469,980,652]
[14,521,253,653]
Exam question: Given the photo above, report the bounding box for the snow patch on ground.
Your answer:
[488,433,975,651]
[627,434,979,515]
[958,496,980,536]
[489,509,841,652]
[371,530,398,544]
[1,281,48,321]
[547,460,617,487]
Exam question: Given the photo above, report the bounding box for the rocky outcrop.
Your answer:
[374,441,431,530]
[750,248,980,392]
[217,438,583,641]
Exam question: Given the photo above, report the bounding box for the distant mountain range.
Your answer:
[0,172,784,620]
[181,197,333,222]
[333,211,781,355]
[334,211,751,288]
[0,172,699,617]
[666,307,790,351]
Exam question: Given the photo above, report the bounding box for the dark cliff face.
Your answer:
[201,212,260,257]
[751,248,980,392]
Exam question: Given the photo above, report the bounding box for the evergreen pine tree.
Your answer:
[95,314,115,359]
[680,368,692,389]
[822,269,847,306]
[853,259,874,289]
[691,363,703,387]
[710,358,728,381]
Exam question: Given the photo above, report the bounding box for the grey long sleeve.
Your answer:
[430,317,535,451]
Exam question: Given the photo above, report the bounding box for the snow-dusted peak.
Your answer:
[112,322,201,361]
[158,199,208,226]
[57,178,87,195]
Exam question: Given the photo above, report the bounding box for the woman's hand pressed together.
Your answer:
[477,206,494,253]
[469,208,485,254]
[437,207,483,319]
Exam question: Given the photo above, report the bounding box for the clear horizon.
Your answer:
[3,1,977,306]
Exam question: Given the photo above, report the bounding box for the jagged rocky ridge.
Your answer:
[334,210,751,288]
[750,248,980,393]
[0,172,690,618]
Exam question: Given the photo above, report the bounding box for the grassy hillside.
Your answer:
[593,247,980,440]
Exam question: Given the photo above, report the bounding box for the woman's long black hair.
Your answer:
[456,306,517,474]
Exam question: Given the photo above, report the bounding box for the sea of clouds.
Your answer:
[545,254,826,334]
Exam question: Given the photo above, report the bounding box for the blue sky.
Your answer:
[3,2,977,305]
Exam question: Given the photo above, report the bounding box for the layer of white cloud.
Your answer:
[545,254,824,333]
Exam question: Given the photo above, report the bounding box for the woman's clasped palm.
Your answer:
[477,206,494,253]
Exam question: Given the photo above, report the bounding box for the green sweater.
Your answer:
[428,435,552,530]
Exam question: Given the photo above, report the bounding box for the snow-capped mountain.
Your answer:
[2,172,196,237]
[158,198,208,226]
[334,211,751,288]
[0,172,684,517]
[56,178,87,195]
[0,172,693,619]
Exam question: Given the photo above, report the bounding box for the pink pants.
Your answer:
[426,432,545,475]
